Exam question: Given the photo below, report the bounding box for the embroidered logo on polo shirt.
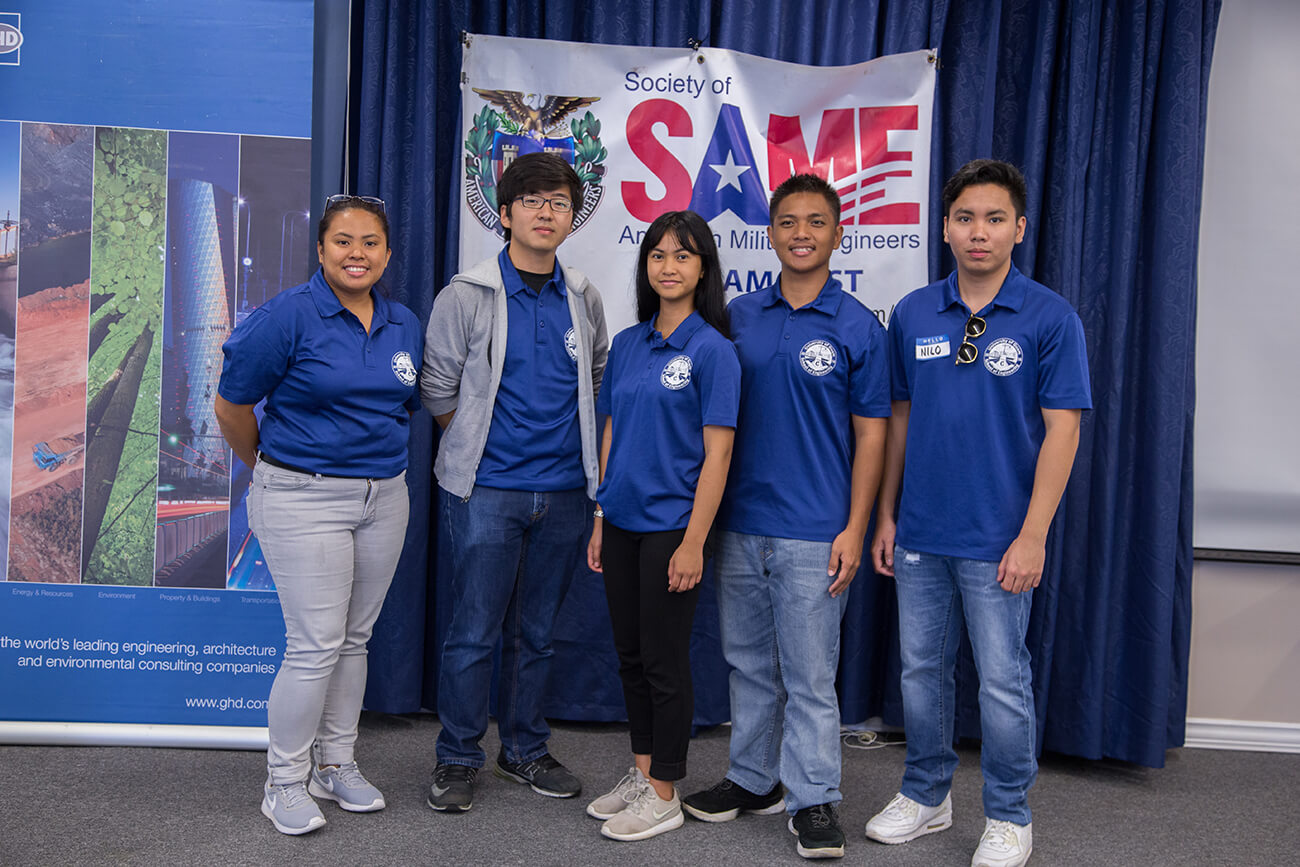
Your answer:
[391,351,417,386]
[916,335,950,360]
[984,338,1023,376]
[799,339,837,376]
[661,355,692,390]
[564,327,578,362]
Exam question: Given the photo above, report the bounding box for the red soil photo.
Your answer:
[7,281,90,583]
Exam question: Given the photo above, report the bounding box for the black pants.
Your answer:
[600,520,705,782]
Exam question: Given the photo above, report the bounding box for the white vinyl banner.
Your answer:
[460,35,936,332]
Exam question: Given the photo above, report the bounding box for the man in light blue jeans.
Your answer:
[682,174,889,860]
[868,160,1091,867]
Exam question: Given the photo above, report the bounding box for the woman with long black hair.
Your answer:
[585,210,740,842]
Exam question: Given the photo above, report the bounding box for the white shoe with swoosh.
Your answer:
[600,784,685,841]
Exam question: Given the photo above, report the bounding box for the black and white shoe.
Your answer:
[493,749,581,798]
[789,803,846,859]
[427,763,477,813]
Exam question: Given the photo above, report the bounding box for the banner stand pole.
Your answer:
[0,722,268,750]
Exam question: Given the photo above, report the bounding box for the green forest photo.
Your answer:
[83,128,167,585]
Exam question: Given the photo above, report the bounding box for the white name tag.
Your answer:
[915,335,950,360]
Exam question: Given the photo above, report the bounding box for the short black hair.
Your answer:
[942,159,1028,219]
[317,197,389,247]
[496,152,584,242]
[635,210,730,339]
[769,173,842,225]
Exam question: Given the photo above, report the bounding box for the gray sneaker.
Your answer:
[587,767,649,820]
[309,761,385,812]
[600,785,684,841]
[261,779,326,835]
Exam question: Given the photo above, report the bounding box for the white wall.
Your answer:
[1194,0,1300,553]
[1186,0,1300,742]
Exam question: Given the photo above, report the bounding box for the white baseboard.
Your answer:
[1184,717,1300,753]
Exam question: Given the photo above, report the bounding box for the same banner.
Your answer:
[459,35,936,332]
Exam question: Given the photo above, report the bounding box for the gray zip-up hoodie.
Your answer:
[420,254,608,499]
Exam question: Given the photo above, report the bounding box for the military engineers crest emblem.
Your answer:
[464,89,607,238]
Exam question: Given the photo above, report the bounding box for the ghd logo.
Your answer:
[0,14,22,66]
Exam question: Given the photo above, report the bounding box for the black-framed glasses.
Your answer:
[515,194,573,213]
[325,194,386,213]
[955,313,986,365]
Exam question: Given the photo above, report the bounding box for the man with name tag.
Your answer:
[866,160,1091,867]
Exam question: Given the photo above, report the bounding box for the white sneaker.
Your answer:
[600,785,684,841]
[971,818,1033,867]
[586,767,649,820]
[864,792,952,843]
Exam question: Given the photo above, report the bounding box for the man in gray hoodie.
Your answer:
[421,152,607,813]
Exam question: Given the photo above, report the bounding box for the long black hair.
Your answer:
[635,210,730,339]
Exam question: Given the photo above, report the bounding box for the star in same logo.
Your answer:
[710,150,751,192]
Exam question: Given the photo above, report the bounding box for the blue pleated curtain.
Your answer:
[352,0,1220,769]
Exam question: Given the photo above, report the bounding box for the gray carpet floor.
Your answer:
[1,712,1296,866]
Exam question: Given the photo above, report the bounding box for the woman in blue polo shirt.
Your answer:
[585,210,741,842]
[214,195,422,836]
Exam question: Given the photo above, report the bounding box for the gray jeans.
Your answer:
[248,461,409,784]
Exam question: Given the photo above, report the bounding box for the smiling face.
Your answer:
[316,208,391,298]
[767,191,844,279]
[646,230,703,310]
[500,185,575,272]
[943,183,1026,282]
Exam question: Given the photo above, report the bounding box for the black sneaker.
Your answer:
[427,763,477,813]
[682,777,786,822]
[788,803,846,859]
[493,749,581,798]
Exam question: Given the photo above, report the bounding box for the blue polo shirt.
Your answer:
[596,312,740,533]
[719,277,891,542]
[218,268,423,478]
[888,263,1092,560]
[475,249,584,491]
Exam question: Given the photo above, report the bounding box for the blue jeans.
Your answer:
[715,531,849,812]
[249,463,409,785]
[435,485,588,767]
[893,545,1037,825]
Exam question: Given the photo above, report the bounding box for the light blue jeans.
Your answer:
[248,462,409,785]
[893,545,1037,825]
[715,531,849,812]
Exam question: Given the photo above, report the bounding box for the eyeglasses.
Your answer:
[514,194,573,213]
[325,194,386,213]
[955,313,986,365]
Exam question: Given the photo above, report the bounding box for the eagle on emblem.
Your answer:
[471,89,601,138]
